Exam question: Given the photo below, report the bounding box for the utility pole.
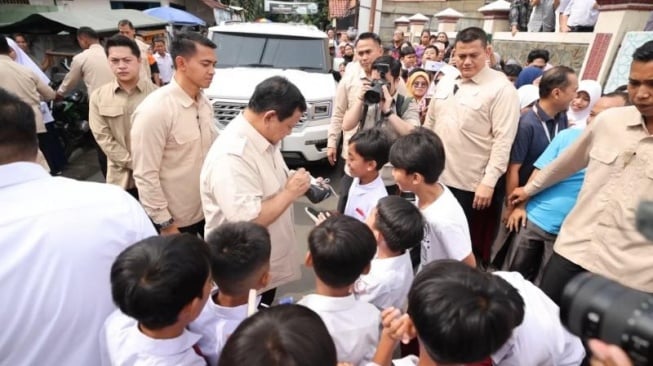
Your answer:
[367,0,376,32]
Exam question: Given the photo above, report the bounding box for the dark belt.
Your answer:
[569,25,594,32]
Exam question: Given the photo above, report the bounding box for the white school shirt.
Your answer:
[419,184,473,268]
[491,272,585,366]
[0,162,156,366]
[344,175,387,222]
[298,294,380,366]
[154,52,174,84]
[188,289,260,366]
[353,252,414,310]
[100,310,207,366]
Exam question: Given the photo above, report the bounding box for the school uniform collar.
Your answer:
[300,294,357,312]
[127,323,202,357]
[0,162,50,189]
[207,289,260,320]
[371,252,411,271]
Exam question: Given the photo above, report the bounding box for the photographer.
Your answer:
[341,55,420,193]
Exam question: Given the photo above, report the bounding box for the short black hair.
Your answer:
[603,91,631,106]
[110,234,210,330]
[400,44,416,58]
[104,35,140,58]
[372,55,401,79]
[424,44,439,56]
[539,65,576,98]
[0,88,38,163]
[117,19,135,29]
[527,49,550,64]
[248,76,307,121]
[389,128,445,184]
[77,26,99,40]
[219,304,337,366]
[408,260,525,364]
[308,215,377,288]
[632,40,653,62]
[0,36,9,55]
[205,222,271,296]
[170,32,217,68]
[153,37,166,45]
[374,196,425,253]
[454,27,487,48]
[355,32,382,47]
[503,64,523,78]
[348,128,390,170]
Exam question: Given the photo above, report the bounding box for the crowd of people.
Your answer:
[0,17,651,366]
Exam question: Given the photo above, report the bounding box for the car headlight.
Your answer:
[308,100,331,120]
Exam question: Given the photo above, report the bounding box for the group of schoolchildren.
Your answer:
[101,127,585,366]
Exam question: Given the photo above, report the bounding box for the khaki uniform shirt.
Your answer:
[425,66,520,191]
[136,39,152,81]
[524,106,653,292]
[131,79,217,227]
[200,114,300,290]
[57,44,113,96]
[89,78,158,189]
[0,55,56,133]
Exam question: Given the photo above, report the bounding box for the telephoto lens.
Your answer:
[560,273,653,366]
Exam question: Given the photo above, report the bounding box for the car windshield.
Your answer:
[213,32,328,72]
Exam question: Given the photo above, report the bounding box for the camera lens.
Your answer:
[561,273,653,366]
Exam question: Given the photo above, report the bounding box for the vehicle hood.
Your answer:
[205,67,336,101]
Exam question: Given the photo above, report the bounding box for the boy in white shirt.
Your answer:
[101,234,213,366]
[354,195,425,310]
[299,215,380,365]
[389,128,476,268]
[370,260,584,366]
[345,128,391,222]
[189,222,271,366]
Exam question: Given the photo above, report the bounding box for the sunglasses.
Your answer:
[413,81,429,87]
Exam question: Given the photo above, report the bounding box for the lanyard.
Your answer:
[532,104,558,143]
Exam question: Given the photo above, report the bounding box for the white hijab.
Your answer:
[6,37,50,84]
[567,80,602,129]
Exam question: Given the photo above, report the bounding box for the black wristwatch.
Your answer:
[382,109,394,118]
[155,218,175,230]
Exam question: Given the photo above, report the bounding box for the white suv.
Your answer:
[205,22,336,163]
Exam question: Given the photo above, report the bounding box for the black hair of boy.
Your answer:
[218,304,337,366]
[375,196,425,252]
[389,128,445,184]
[408,260,525,364]
[400,45,416,58]
[110,234,210,330]
[308,215,377,288]
[205,221,271,295]
[503,64,522,79]
[348,128,390,171]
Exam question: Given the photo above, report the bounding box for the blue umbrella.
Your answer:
[143,6,206,26]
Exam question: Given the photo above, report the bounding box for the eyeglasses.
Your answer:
[413,81,428,87]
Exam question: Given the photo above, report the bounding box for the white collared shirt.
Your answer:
[101,310,207,366]
[353,252,414,310]
[563,0,599,27]
[188,290,260,366]
[154,52,174,84]
[491,272,585,366]
[344,175,387,222]
[0,162,156,366]
[298,294,380,366]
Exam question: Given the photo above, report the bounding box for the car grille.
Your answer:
[212,101,307,128]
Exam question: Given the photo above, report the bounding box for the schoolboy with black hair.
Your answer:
[299,215,380,365]
[189,221,271,366]
[101,234,212,365]
[218,304,337,366]
[344,127,390,222]
[389,128,476,268]
[371,260,585,366]
[354,195,425,310]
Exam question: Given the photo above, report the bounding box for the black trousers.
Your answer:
[569,25,594,32]
[38,126,67,174]
[178,219,206,238]
[539,252,587,306]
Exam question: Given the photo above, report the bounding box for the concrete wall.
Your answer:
[379,0,484,44]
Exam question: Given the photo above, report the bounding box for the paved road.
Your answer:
[63,147,344,303]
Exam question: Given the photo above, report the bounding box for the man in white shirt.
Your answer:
[370,261,584,366]
[153,37,174,85]
[0,88,156,366]
[561,0,599,32]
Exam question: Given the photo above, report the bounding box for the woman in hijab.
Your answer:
[517,84,540,114]
[567,79,602,129]
[7,37,67,174]
[514,66,544,88]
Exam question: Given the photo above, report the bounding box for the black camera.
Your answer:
[363,63,390,105]
[304,177,334,204]
[560,201,653,366]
